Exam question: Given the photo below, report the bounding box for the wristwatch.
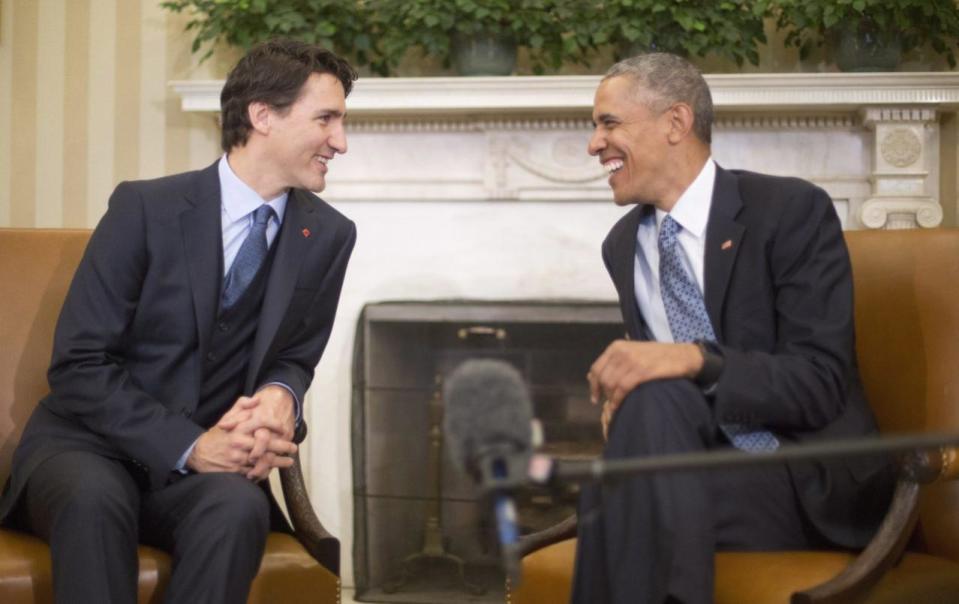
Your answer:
[693,338,724,394]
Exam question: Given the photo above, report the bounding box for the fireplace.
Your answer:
[351,300,622,602]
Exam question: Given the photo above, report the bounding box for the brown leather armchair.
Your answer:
[0,229,340,603]
[509,228,959,603]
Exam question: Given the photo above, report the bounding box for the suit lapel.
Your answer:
[612,205,648,340]
[703,166,745,342]
[180,162,222,367]
[248,188,319,385]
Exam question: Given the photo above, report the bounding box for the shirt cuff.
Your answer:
[260,381,302,425]
[175,438,199,473]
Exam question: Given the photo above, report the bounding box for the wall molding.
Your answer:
[172,72,959,118]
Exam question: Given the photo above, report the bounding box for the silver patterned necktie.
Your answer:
[221,204,275,309]
[658,215,779,452]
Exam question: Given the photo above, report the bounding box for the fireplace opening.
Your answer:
[351,300,622,602]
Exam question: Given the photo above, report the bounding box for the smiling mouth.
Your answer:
[603,159,624,174]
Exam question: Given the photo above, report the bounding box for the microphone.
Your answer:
[443,359,533,585]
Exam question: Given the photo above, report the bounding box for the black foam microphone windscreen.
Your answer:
[442,359,533,475]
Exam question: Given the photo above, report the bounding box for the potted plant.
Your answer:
[765,0,959,71]
[372,0,593,75]
[597,0,767,67]
[160,0,376,69]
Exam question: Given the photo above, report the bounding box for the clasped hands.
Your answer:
[187,385,296,482]
[587,340,703,440]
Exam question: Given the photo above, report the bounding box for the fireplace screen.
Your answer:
[352,301,622,602]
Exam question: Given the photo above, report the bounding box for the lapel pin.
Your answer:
[302,228,311,238]
[721,239,733,251]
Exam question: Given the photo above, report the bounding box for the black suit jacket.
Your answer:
[602,166,892,548]
[1,161,356,519]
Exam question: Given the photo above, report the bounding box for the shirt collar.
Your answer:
[218,154,289,224]
[655,157,715,240]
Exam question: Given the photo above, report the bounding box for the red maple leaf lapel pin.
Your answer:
[302,228,311,238]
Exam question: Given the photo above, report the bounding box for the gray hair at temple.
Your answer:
[604,53,714,145]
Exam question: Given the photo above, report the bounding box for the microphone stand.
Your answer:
[536,432,959,486]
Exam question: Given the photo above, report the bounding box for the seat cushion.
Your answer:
[248,532,340,603]
[716,550,959,603]
[513,539,577,604]
[0,527,170,603]
[513,538,959,604]
[715,550,855,602]
[0,528,337,603]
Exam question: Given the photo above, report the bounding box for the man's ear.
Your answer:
[665,102,695,144]
[248,101,272,136]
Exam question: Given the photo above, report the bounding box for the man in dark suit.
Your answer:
[0,40,357,603]
[572,53,894,604]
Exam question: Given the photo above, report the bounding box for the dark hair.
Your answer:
[605,53,714,145]
[220,39,358,152]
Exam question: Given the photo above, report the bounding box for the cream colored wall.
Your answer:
[0,0,238,229]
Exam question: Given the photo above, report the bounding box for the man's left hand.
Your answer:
[217,385,296,481]
[588,340,703,423]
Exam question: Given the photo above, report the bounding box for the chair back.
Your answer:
[846,228,959,561]
[0,229,90,484]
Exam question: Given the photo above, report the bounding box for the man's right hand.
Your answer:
[186,425,258,474]
[187,425,297,475]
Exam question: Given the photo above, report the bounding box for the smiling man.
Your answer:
[0,40,357,603]
[572,54,894,604]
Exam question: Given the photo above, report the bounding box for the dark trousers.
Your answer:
[14,450,270,604]
[571,379,819,604]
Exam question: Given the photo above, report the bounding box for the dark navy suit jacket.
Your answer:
[602,166,893,547]
[1,160,356,519]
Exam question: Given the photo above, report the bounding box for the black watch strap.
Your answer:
[693,339,724,392]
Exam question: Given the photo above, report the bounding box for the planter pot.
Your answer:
[619,40,669,60]
[834,20,902,72]
[451,32,517,76]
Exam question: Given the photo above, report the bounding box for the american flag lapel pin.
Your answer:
[721,239,733,251]
[302,228,311,238]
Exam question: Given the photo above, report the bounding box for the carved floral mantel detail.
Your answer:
[860,107,943,229]
[172,73,959,230]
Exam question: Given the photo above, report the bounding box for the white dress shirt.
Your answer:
[633,158,716,342]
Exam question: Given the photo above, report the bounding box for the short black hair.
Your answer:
[220,39,357,152]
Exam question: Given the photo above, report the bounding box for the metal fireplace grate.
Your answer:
[351,300,622,603]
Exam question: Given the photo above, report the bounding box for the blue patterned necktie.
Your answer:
[222,204,275,309]
[658,215,779,452]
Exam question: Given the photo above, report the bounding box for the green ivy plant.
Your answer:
[764,0,959,67]
[160,0,775,75]
[597,0,767,66]
[160,0,376,68]
[372,0,594,75]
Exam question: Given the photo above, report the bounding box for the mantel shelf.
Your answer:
[171,72,959,118]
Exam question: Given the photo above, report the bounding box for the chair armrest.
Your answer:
[517,514,578,558]
[792,478,919,604]
[793,446,959,603]
[279,451,340,576]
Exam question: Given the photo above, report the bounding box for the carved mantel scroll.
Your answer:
[860,107,943,229]
[172,73,959,230]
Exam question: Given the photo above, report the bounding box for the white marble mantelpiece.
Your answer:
[173,73,959,230]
